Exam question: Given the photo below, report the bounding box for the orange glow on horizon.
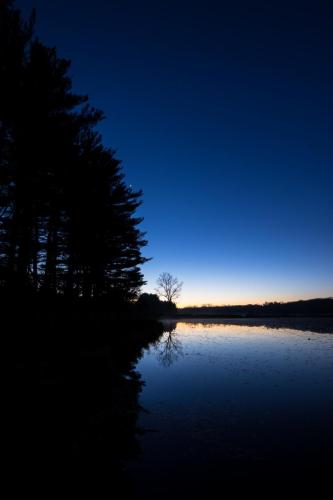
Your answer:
[175,292,332,308]
[143,279,333,308]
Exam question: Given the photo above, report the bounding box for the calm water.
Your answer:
[129,319,333,496]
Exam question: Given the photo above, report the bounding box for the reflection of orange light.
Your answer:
[174,321,266,334]
[175,322,249,333]
[166,321,310,338]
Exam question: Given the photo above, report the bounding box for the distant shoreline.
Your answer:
[175,298,333,320]
[175,314,333,319]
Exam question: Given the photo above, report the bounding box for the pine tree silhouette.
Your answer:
[0,1,148,303]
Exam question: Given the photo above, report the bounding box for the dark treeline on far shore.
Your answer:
[178,297,333,318]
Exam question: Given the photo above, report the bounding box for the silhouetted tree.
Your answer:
[0,1,148,302]
[65,127,148,300]
[155,272,183,303]
[0,0,34,287]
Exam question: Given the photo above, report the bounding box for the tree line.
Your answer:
[0,1,147,303]
[179,298,333,318]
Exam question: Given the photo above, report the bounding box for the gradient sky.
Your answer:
[18,0,333,305]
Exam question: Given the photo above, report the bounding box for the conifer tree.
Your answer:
[0,1,148,302]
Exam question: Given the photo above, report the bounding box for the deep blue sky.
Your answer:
[18,0,333,304]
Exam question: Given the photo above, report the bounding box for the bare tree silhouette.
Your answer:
[155,272,183,303]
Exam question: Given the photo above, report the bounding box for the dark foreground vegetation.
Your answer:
[1,1,146,302]
[0,2,166,494]
[179,297,333,318]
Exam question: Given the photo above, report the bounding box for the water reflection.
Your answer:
[174,316,333,333]
[153,321,183,367]
[130,318,333,497]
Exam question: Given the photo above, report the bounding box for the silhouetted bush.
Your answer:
[136,293,177,317]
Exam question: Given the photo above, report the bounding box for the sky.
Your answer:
[17,0,333,305]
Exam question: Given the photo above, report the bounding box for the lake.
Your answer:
[128,318,333,497]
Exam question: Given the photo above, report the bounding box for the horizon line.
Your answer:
[177,296,333,308]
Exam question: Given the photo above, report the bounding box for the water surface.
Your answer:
[129,319,333,496]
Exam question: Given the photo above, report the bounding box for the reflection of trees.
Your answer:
[155,323,183,367]
[11,312,165,495]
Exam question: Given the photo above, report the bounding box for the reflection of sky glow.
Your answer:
[133,319,333,493]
